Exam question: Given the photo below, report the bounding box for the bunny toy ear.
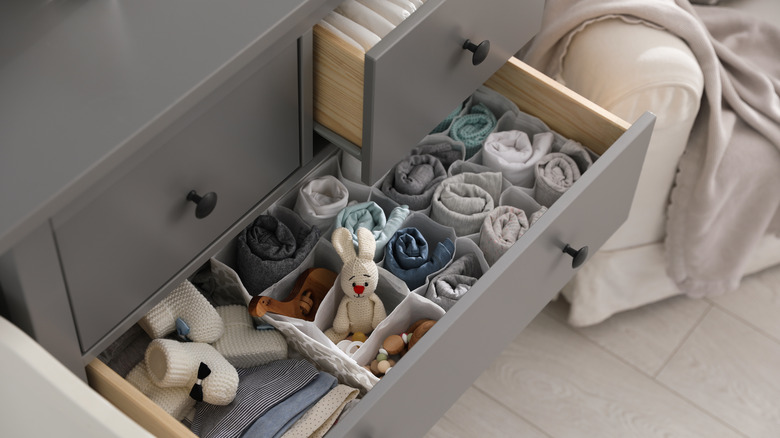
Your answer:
[355,227,376,261]
[331,227,356,263]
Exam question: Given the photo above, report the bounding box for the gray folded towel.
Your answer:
[237,207,320,295]
[381,154,447,211]
[424,254,484,311]
[430,172,505,236]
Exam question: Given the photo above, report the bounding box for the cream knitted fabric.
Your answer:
[212,305,288,368]
[138,280,224,343]
[144,339,239,406]
[126,361,195,421]
[280,384,359,438]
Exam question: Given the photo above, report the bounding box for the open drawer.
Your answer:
[87,57,654,437]
[313,0,545,184]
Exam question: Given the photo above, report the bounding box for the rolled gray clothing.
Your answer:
[424,253,483,311]
[410,141,464,171]
[236,207,321,296]
[478,205,545,266]
[430,172,504,236]
[534,153,580,208]
[381,154,447,211]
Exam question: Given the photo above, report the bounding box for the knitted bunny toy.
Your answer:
[325,227,387,344]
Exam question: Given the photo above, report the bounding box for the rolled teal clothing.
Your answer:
[448,103,497,159]
[384,227,455,290]
[334,201,410,261]
[241,372,338,438]
[429,103,462,134]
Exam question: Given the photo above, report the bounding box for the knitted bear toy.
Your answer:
[325,227,387,344]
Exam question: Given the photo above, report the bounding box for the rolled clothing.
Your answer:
[534,140,593,207]
[241,372,338,438]
[448,103,497,159]
[409,139,464,171]
[191,359,319,438]
[321,12,380,52]
[316,20,363,52]
[380,154,447,211]
[430,172,504,236]
[237,209,321,296]
[384,227,455,290]
[334,201,410,260]
[335,0,394,39]
[482,130,554,187]
[424,253,484,311]
[294,175,350,232]
[479,205,546,266]
[355,0,410,25]
[429,104,462,134]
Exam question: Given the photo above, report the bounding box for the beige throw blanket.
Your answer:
[522,0,780,297]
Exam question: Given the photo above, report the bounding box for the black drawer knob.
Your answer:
[463,39,490,65]
[563,244,588,269]
[187,190,218,219]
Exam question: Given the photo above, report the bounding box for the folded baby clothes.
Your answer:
[334,201,410,260]
[294,175,350,232]
[279,384,360,438]
[192,359,319,438]
[430,172,505,236]
[212,305,288,369]
[126,361,194,421]
[448,103,497,159]
[241,372,338,438]
[424,253,484,311]
[322,11,380,52]
[335,0,394,38]
[316,20,363,52]
[237,207,321,296]
[385,0,417,13]
[355,0,411,25]
[138,280,224,343]
[479,205,546,266]
[380,154,447,211]
[409,135,465,171]
[482,130,554,187]
[384,227,455,290]
[533,140,594,207]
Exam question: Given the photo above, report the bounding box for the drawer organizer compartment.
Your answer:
[313,0,545,183]
[87,57,654,438]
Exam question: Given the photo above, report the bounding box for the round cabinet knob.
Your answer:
[563,244,588,269]
[187,190,218,219]
[463,39,490,66]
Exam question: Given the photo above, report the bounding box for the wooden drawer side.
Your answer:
[484,57,630,155]
[313,24,365,147]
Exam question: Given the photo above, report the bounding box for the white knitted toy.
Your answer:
[324,227,387,344]
[126,361,194,421]
[144,339,239,406]
[138,280,224,343]
[212,305,288,368]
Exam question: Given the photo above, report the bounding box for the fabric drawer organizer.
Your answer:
[86,54,653,438]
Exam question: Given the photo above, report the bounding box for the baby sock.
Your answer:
[126,361,194,421]
[138,280,224,343]
[212,305,288,368]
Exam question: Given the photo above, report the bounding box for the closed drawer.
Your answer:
[87,58,654,437]
[314,0,545,183]
[54,42,301,354]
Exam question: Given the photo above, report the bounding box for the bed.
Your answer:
[522,0,780,326]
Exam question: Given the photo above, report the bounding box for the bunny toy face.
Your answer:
[332,227,379,299]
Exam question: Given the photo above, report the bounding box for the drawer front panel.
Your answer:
[55,44,301,353]
[361,0,545,183]
[327,113,655,437]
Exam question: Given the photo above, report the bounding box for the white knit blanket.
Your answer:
[522,0,780,297]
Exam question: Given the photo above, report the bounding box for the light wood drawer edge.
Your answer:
[313,24,364,147]
[484,57,630,155]
[86,359,196,438]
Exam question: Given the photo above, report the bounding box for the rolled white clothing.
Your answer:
[294,175,350,232]
[482,130,553,187]
[384,0,417,13]
[356,0,410,25]
[322,11,381,51]
[408,0,424,8]
[317,20,364,52]
[335,0,395,38]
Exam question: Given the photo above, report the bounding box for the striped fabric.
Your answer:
[192,359,319,438]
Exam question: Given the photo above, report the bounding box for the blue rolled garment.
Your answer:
[334,201,410,261]
[241,372,338,438]
[384,227,455,290]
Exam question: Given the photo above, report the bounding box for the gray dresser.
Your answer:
[0,0,655,436]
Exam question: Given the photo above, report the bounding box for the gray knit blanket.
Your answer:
[522,0,780,297]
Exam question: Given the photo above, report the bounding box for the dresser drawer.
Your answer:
[86,57,654,437]
[314,0,545,183]
[53,43,301,354]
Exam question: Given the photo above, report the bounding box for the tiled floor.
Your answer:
[426,264,780,438]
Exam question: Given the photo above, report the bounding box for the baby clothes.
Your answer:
[479,205,546,266]
[430,172,505,236]
[212,305,288,369]
[138,280,224,344]
[335,0,394,38]
[334,201,410,260]
[322,11,380,52]
[409,138,464,171]
[279,384,360,438]
[482,130,554,187]
[424,253,484,311]
[294,175,350,232]
[448,103,497,159]
[384,227,455,290]
[356,0,411,25]
[534,141,593,207]
[380,154,447,211]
